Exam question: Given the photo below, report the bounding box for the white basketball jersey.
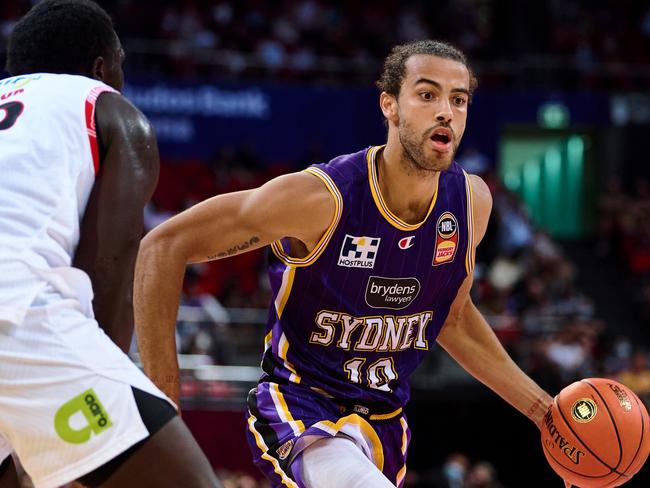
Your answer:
[0,73,116,325]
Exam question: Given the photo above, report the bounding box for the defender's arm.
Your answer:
[73,92,159,353]
[436,175,552,427]
[134,171,335,405]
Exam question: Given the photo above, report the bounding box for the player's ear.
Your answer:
[91,56,106,83]
[380,92,399,125]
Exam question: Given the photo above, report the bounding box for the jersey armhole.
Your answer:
[270,167,343,268]
[85,86,117,175]
[463,170,476,275]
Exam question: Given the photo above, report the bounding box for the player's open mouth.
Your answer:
[430,128,452,152]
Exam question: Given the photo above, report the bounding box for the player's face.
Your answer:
[395,55,470,172]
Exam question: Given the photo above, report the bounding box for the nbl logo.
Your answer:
[571,398,597,423]
[438,215,457,237]
[337,234,381,268]
[433,212,459,266]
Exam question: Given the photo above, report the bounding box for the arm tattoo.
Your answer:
[206,236,260,261]
[526,396,545,418]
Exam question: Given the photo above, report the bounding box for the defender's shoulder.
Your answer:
[95,92,155,141]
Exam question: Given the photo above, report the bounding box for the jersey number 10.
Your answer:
[343,357,398,392]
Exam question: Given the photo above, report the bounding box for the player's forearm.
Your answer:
[85,244,138,352]
[437,300,552,427]
[73,190,146,352]
[134,233,186,407]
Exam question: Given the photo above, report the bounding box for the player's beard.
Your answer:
[398,118,457,173]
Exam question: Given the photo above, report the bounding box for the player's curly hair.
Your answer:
[376,40,478,99]
[6,0,116,76]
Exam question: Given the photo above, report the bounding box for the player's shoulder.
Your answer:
[466,173,492,242]
[95,91,154,142]
[309,146,375,189]
[467,173,492,207]
[272,171,334,207]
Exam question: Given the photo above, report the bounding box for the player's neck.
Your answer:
[377,145,440,225]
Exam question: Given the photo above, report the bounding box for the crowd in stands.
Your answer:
[598,178,650,324]
[2,0,650,88]
[468,161,650,403]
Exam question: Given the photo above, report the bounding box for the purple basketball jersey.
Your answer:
[262,146,475,410]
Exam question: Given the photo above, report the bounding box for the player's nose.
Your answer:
[435,99,453,123]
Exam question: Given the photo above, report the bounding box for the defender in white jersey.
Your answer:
[0,2,221,487]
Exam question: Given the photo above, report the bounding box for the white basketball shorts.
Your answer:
[0,294,172,488]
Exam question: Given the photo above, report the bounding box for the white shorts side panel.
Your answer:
[0,300,172,488]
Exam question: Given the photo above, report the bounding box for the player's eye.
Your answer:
[419,92,433,101]
[453,96,467,106]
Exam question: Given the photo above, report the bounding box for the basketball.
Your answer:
[541,378,650,487]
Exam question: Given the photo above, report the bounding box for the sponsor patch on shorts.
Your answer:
[54,388,112,444]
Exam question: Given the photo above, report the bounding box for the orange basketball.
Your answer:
[540,378,650,487]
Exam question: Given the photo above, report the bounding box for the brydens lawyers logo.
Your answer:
[338,234,381,268]
[432,212,459,266]
[365,276,420,309]
[398,236,415,249]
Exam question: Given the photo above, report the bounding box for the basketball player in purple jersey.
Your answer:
[135,40,554,487]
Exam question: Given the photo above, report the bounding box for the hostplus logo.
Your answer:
[337,234,381,268]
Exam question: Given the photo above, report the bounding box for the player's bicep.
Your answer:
[74,93,159,276]
[148,189,273,265]
[95,93,159,208]
[436,272,473,345]
[145,171,334,265]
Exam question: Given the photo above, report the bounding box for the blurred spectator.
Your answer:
[414,452,470,488]
[458,147,491,176]
[441,452,470,488]
[143,200,174,232]
[597,177,650,326]
[218,470,271,488]
[464,461,503,488]
[617,350,650,405]
[603,335,634,375]
[542,320,598,384]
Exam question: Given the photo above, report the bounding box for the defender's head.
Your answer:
[6,0,125,91]
[377,40,478,172]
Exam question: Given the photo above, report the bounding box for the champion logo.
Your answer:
[398,236,415,250]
